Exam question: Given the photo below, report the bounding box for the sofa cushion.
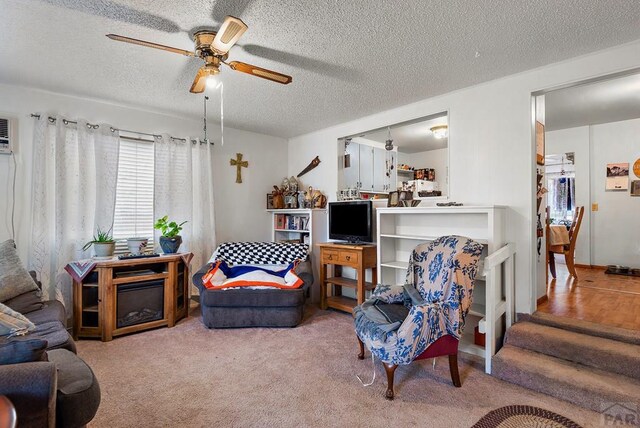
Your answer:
[47,349,101,428]
[0,301,36,337]
[33,321,76,353]
[4,290,44,314]
[0,240,39,302]
[25,300,67,325]
[201,287,305,308]
[0,335,48,365]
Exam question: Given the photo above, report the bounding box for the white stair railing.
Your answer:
[480,242,516,373]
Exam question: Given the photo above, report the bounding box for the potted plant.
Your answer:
[154,216,187,254]
[83,227,115,258]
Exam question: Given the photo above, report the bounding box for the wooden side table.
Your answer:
[317,243,377,313]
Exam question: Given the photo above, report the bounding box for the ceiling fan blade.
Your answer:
[226,61,292,84]
[106,34,195,57]
[211,16,248,54]
[190,67,208,93]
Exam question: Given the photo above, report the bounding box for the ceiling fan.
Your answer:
[107,15,292,93]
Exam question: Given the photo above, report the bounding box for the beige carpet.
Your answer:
[78,305,601,428]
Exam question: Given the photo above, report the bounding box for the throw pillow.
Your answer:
[0,301,36,337]
[0,239,39,302]
[4,290,44,314]
[0,336,48,365]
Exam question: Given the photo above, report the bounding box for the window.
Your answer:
[112,136,155,252]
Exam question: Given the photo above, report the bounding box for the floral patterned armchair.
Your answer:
[353,235,484,399]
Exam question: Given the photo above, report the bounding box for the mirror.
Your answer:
[338,111,448,199]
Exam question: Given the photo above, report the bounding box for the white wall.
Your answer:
[591,118,640,266]
[546,118,640,267]
[398,148,448,195]
[545,126,591,265]
[288,40,640,314]
[0,83,288,264]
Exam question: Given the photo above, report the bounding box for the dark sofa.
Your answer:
[193,242,314,328]
[0,273,100,428]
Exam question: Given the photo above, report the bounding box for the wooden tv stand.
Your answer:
[71,253,192,341]
[317,242,377,313]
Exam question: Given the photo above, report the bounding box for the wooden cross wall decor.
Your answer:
[230,153,249,183]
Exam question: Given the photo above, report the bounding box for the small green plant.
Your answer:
[82,226,114,251]
[154,216,187,238]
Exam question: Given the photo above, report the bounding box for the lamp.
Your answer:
[385,127,394,151]
[430,125,448,139]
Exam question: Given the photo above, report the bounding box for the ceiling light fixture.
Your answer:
[430,125,448,139]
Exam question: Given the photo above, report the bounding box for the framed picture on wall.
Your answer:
[631,180,640,196]
[535,121,545,165]
[605,162,629,191]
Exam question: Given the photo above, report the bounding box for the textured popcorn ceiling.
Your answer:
[1,0,640,138]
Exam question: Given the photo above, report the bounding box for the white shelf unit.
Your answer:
[267,209,327,248]
[376,206,514,374]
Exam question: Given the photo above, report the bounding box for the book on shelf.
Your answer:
[274,214,309,231]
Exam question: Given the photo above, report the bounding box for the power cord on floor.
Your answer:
[356,352,376,387]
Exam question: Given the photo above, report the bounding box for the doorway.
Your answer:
[532,71,640,331]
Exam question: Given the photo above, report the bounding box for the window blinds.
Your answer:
[112,138,155,252]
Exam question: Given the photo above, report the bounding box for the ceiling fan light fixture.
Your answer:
[430,125,448,139]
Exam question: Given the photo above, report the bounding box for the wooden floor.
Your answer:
[538,263,640,331]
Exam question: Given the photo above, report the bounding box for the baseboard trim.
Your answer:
[575,264,607,270]
[537,295,548,305]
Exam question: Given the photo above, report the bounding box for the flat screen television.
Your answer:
[328,200,373,243]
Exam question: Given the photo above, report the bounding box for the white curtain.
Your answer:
[29,116,120,305]
[154,136,216,278]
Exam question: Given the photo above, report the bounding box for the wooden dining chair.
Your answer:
[548,206,584,279]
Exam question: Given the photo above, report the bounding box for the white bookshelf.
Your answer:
[376,205,514,374]
[267,208,326,248]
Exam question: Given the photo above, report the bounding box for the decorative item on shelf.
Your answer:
[288,176,299,193]
[436,202,463,206]
[308,187,327,208]
[230,153,248,183]
[418,190,442,197]
[400,200,421,207]
[337,188,361,201]
[297,190,306,208]
[297,156,321,177]
[82,226,115,258]
[154,216,187,254]
[284,194,298,209]
[387,191,399,207]
[266,193,275,209]
[271,186,285,209]
[126,237,149,255]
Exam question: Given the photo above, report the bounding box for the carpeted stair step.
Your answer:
[505,321,640,380]
[519,312,640,345]
[492,345,640,413]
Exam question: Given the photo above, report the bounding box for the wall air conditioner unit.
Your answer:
[0,116,17,154]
